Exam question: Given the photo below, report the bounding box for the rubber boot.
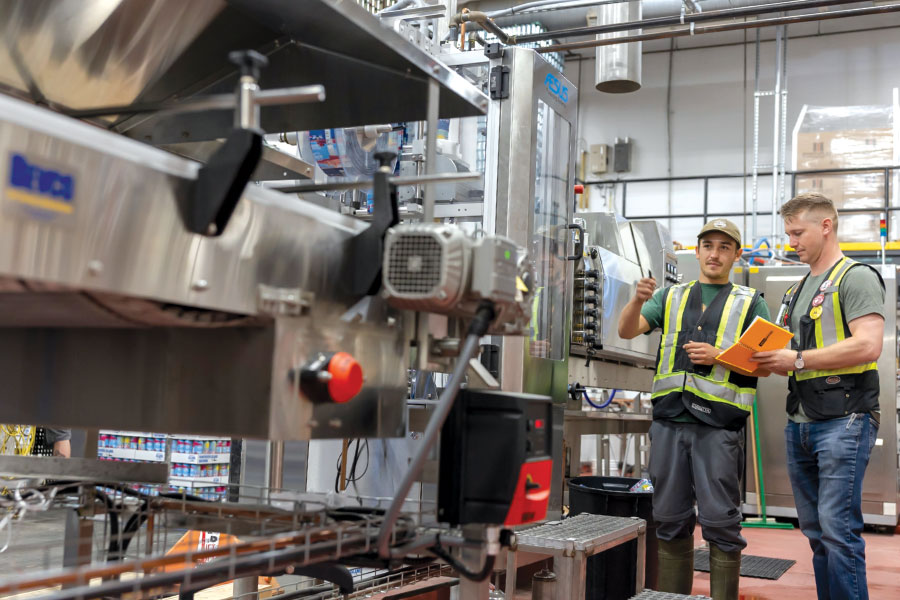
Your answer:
[709,545,741,600]
[656,536,694,594]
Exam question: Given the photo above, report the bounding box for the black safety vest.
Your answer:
[780,257,882,420]
[651,281,760,431]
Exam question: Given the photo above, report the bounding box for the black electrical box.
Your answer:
[438,389,553,527]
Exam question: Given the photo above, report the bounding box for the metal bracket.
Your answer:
[484,42,504,59]
[257,284,314,316]
[466,358,501,389]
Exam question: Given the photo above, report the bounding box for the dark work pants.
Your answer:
[648,419,747,553]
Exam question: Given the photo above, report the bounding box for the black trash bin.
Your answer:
[569,476,658,600]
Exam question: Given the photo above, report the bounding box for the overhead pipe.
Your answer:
[514,0,869,43]
[451,10,515,44]
[535,3,900,52]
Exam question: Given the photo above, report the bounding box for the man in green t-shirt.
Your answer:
[619,219,769,600]
[752,193,883,600]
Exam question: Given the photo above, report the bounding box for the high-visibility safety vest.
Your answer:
[651,281,761,430]
[780,256,883,420]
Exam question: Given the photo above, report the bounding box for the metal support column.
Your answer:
[424,77,440,222]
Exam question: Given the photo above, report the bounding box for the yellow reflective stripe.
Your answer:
[666,283,694,374]
[531,287,543,341]
[830,258,856,343]
[715,293,737,348]
[795,362,877,381]
[683,385,753,412]
[663,285,675,333]
[814,315,824,348]
[832,292,845,342]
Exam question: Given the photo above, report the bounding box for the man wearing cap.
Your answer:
[753,193,883,600]
[619,219,770,600]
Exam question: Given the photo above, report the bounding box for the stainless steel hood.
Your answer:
[0,0,489,143]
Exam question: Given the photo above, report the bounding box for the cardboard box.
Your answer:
[795,172,886,209]
[795,128,893,171]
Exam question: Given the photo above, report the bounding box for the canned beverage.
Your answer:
[192,441,202,454]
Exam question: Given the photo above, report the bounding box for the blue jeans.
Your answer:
[785,414,877,600]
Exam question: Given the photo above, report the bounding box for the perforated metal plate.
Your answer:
[693,549,796,580]
[516,513,645,552]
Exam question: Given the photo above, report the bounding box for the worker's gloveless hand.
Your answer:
[683,341,718,365]
[751,348,794,376]
[634,277,657,302]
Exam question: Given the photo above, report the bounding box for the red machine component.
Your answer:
[505,458,553,526]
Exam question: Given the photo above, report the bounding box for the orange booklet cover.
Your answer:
[715,316,794,377]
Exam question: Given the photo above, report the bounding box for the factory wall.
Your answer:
[570,26,900,245]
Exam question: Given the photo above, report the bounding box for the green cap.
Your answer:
[698,218,742,247]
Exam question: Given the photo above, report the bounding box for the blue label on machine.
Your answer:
[6,153,75,219]
[544,73,569,104]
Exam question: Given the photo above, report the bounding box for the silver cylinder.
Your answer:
[531,568,557,600]
[594,1,642,93]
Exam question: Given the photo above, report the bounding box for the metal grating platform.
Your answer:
[694,549,796,580]
[630,591,711,599]
[516,513,645,552]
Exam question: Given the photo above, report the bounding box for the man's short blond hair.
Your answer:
[781,192,839,233]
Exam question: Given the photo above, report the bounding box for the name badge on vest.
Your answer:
[811,293,825,307]
[819,280,833,292]
[810,305,823,320]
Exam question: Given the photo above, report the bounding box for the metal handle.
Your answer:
[566,223,585,261]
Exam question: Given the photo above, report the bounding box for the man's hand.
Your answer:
[682,341,719,365]
[634,277,657,302]
[751,349,795,376]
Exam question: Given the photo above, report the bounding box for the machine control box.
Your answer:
[438,390,553,527]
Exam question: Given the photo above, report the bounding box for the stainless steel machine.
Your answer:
[0,0,490,442]
[744,265,900,527]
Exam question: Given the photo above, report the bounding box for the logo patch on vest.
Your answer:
[812,293,825,307]
[690,402,712,414]
[825,376,841,385]
[819,279,833,292]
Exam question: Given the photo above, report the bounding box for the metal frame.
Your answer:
[503,514,647,600]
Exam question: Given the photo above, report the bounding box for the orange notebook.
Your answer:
[715,316,794,377]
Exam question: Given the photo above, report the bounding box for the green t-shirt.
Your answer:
[786,263,885,423]
[641,282,771,423]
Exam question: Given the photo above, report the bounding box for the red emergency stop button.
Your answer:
[327,352,363,404]
[574,184,584,194]
[293,351,364,404]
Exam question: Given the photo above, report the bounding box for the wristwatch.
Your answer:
[794,351,805,372]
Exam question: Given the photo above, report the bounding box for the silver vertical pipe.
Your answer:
[751,30,761,246]
[424,78,440,222]
[266,440,284,490]
[779,28,790,213]
[771,26,783,247]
